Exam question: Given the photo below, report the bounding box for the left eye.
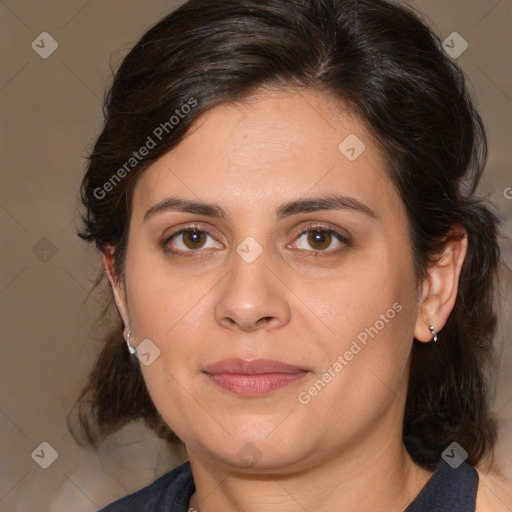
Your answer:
[292,227,348,252]
[167,229,221,252]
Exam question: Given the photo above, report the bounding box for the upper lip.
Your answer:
[203,358,307,374]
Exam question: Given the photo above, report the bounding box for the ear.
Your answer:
[414,227,468,343]
[103,246,130,337]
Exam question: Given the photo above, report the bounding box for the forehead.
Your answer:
[132,87,399,221]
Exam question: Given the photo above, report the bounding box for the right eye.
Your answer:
[165,227,223,255]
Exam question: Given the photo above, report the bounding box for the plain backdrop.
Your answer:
[0,1,511,510]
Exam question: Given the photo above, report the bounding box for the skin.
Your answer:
[105,87,468,511]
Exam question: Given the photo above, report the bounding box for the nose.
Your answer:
[214,251,291,332]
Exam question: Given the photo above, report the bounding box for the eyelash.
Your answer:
[163,223,351,258]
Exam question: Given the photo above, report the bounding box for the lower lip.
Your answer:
[205,372,308,396]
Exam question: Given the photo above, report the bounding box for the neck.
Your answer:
[187,433,433,512]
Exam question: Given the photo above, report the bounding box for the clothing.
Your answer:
[98,461,195,512]
[404,458,479,511]
[98,457,478,511]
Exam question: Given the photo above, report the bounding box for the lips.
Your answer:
[203,358,309,396]
[204,358,306,374]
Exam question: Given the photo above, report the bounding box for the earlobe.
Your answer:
[103,247,130,332]
[414,228,468,343]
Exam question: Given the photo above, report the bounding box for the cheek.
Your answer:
[124,260,208,435]
[301,249,417,402]
[125,249,210,339]
[315,253,413,345]
[122,253,212,410]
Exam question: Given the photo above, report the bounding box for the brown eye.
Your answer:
[292,226,350,254]
[181,229,207,249]
[166,228,220,253]
[307,229,332,251]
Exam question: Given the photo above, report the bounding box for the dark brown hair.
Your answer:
[70,0,501,470]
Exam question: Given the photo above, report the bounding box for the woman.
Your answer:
[71,0,507,510]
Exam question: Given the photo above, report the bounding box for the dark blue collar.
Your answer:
[405,459,478,511]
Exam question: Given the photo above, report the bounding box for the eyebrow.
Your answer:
[143,194,378,222]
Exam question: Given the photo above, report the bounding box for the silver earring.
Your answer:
[126,330,137,356]
[429,325,438,343]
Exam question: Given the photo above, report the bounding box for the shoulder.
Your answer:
[98,461,195,512]
[474,460,512,512]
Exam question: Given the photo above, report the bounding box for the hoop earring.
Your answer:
[126,330,137,356]
[429,325,438,343]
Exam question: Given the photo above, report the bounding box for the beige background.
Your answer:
[0,1,511,510]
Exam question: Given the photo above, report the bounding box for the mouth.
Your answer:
[203,358,310,397]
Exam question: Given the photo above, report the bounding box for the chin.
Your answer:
[196,425,310,472]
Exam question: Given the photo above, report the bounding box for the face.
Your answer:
[111,87,423,473]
